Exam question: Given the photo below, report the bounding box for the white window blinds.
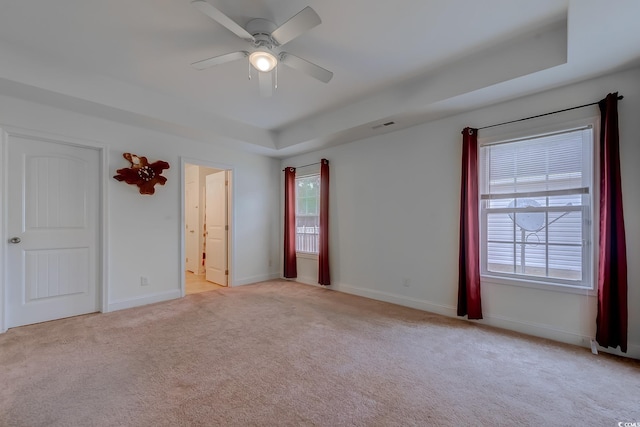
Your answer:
[479,127,593,287]
[480,128,591,200]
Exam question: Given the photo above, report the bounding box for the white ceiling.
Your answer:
[0,0,639,157]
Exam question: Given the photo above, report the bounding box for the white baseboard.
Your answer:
[108,289,181,312]
[471,309,639,359]
[233,272,280,287]
[107,272,280,311]
[330,281,457,318]
[300,280,640,360]
[295,275,319,287]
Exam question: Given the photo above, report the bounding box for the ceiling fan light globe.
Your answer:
[250,51,277,72]
[256,57,271,71]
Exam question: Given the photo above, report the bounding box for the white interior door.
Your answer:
[185,165,199,273]
[205,171,227,286]
[6,134,100,328]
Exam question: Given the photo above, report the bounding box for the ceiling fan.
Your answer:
[191,0,333,96]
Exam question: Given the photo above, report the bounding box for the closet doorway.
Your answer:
[183,161,232,295]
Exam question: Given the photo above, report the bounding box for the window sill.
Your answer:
[296,252,318,260]
[481,274,595,296]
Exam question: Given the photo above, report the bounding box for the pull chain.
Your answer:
[275,65,278,90]
[248,60,251,80]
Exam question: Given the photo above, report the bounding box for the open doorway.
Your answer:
[183,161,232,295]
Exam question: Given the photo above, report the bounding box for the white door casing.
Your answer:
[6,133,100,328]
[205,171,228,286]
[185,165,199,273]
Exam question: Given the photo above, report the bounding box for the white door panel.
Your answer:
[25,248,90,299]
[205,171,227,286]
[6,135,100,328]
[185,166,199,273]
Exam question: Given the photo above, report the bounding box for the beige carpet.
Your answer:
[1,280,638,426]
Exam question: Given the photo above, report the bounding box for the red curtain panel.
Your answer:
[457,127,482,319]
[318,159,331,286]
[283,167,297,278]
[596,93,628,352]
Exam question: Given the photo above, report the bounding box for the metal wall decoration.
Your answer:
[113,153,170,195]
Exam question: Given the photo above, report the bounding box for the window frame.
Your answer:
[294,172,321,257]
[478,117,599,294]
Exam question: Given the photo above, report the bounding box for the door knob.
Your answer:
[8,237,21,244]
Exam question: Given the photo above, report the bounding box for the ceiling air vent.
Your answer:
[371,121,396,130]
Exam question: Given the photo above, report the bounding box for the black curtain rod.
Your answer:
[478,95,624,131]
[282,161,320,171]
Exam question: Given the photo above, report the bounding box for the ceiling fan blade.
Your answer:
[271,6,321,46]
[258,71,273,97]
[191,0,255,42]
[280,52,333,83]
[191,51,248,70]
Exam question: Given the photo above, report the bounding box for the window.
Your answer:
[479,125,594,289]
[296,174,320,254]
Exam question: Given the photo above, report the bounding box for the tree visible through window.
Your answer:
[296,174,320,254]
[479,126,594,289]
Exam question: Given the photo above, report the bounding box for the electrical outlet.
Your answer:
[140,276,150,286]
[402,278,411,288]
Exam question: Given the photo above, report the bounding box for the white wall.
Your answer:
[0,93,281,322]
[283,67,640,359]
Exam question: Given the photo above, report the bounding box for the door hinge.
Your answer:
[225,270,229,275]
[225,225,229,231]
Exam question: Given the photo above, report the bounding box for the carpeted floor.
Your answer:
[1,280,639,426]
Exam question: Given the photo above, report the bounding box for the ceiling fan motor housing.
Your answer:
[246,18,278,49]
